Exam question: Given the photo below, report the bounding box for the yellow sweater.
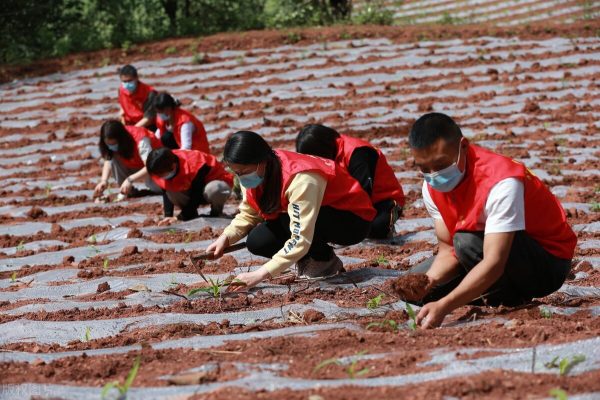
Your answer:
[223,172,327,276]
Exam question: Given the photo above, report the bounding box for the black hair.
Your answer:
[223,131,281,214]
[154,92,181,112]
[146,148,178,175]
[99,120,135,160]
[118,64,138,78]
[408,112,463,149]
[295,124,340,160]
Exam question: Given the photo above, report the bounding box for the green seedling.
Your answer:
[545,355,586,376]
[374,255,389,266]
[90,234,97,244]
[88,244,101,256]
[235,55,245,65]
[539,307,552,319]
[45,183,52,197]
[591,202,600,212]
[366,294,384,310]
[549,388,568,400]
[103,258,109,271]
[187,278,246,299]
[366,319,398,332]
[101,355,141,399]
[313,351,370,379]
[285,32,301,44]
[167,228,177,235]
[184,233,193,243]
[165,46,177,55]
[83,326,91,342]
[16,241,25,252]
[10,271,17,283]
[405,302,417,330]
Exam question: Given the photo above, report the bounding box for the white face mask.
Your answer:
[158,112,170,121]
[422,140,465,192]
[162,169,177,180]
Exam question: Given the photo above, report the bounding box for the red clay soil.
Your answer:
[196,370,600,400]
[391,273,432,302]
[147,226,222,244]
[2,21,599,84]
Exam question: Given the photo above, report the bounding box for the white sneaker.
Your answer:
[297,254,343,278]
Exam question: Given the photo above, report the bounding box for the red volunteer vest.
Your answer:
[152,149,233,192]
[116,126,160,170]
[336,135,405,206]
[428,145,576,260]
[156,108,210,153]
[245,150,376,221]
[118,81,154,125]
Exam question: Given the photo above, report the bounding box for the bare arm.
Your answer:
[425,219,460,285]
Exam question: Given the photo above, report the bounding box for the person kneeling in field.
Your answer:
[205,131,376,289]
[94,120,163,201]
[118,65,158,130]
[146,148,233,225]
[296,124,405,239]
[401,113,576,329]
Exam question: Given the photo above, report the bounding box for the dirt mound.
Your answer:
[391,273,432,303]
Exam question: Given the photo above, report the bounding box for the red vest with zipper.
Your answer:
[336,134,405,206]
[117,126,160,170]
[428,144,576,260]
[118,81,154,125]
[156,108,210,153]
[151,149,233,192]
[245,150,376,221]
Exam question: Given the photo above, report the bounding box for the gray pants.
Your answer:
[410,231,571,306]
[111,158,161,194]
[167,180,231,214]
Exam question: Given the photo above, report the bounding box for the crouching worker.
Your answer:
[94,120,162,201]
[154,92,210,153]
[118,65,157,130]
[205,131,376,290]
[296,124,405,238]
[404,113,576,329]
[146,148,233,225]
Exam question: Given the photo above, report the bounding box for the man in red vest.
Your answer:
[118,65,157,130]
[404,113,576,329]
[146,148,233,225]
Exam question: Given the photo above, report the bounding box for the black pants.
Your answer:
[369,199,401,239]
[410,231,571,307]
[246,206,371,261]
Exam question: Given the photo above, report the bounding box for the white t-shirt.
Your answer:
[422,178,525,234]
[154,122,195,150]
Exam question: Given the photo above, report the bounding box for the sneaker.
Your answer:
[297,254,343,278]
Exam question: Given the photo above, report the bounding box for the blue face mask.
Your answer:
[122,81,137,93]
[107,143,119,152]
[423,141,465,192]
[238,166,264,189]
[157,112,170,121]
[162,169,177,180]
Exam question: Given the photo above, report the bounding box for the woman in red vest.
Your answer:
[205,131,376,289]
[296,124,405,239]
[401,113,576,329]
[146,148,233,225]
[154,92,210,154]
[118,65,157,130]
[93,120,162,201]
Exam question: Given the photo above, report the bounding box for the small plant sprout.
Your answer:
[405,302,418,330]
[313,351,370,379]
[82,326,91,342]
[366,294,384,310]
[191,52,208,65]
[187,278,224,298]
[366,319,398,332]
[539,307,552,319]
[184,232,193,243]
[544,355,586,376]
[591,202,600,212]
[374,254,389,266]
[167,228,177,235]
[101,355,141,400]
[16,241,25,252]
[10,271,17,283]
[45,183,52,197]
[549,388,568,400]
[103,258,109,271]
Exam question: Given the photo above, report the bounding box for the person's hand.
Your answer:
[205,235,229,259]
[158,216,178,226]
[416,300,450,329]
[93,181,107,198]
[228,268,270,292]
[120,178,133,195]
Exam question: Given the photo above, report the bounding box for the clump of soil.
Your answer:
[391,273,432,302]
[96,282,110,293]
[26,206,47,219]
[127,228,143,238]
